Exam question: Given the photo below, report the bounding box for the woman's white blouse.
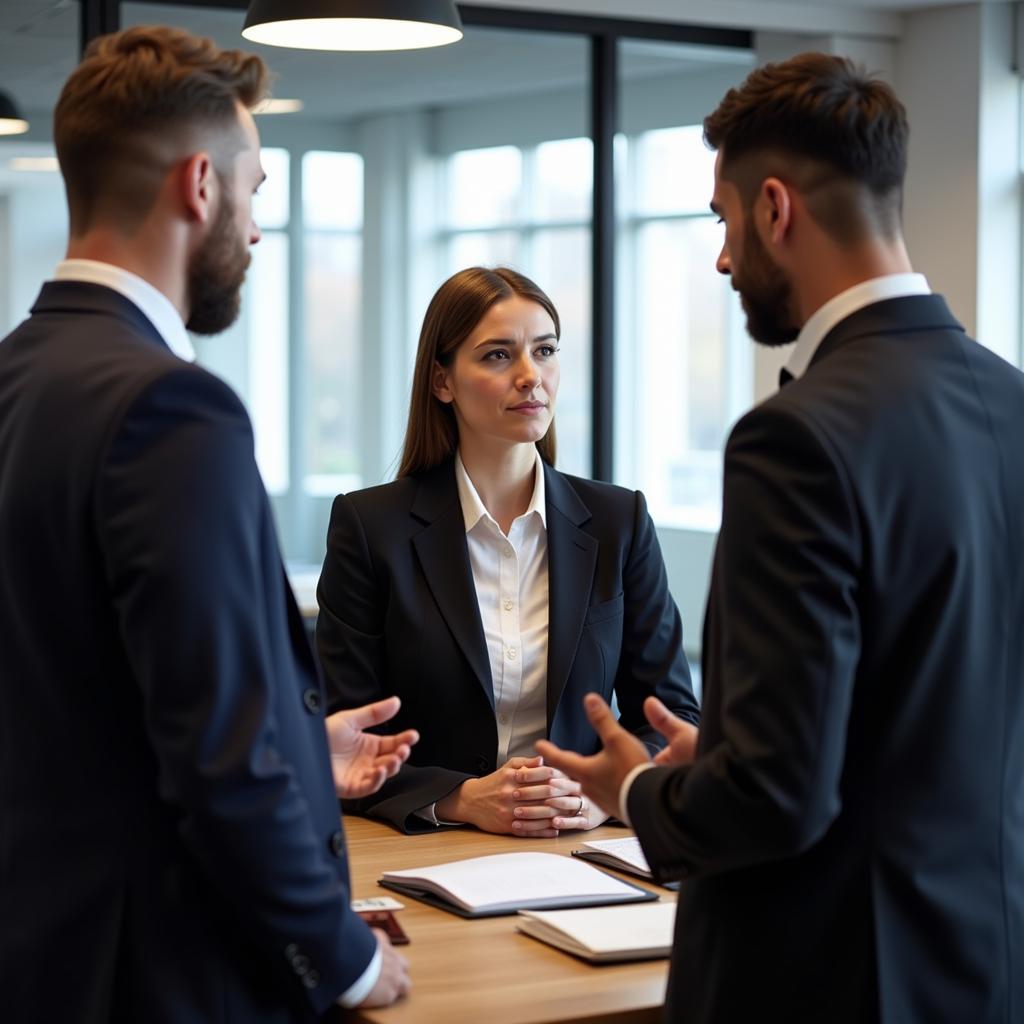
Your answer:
[454,450,550,765]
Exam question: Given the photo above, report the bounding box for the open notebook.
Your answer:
[572,836,680,891]
[379,851,657,918]
[517,901,677,963]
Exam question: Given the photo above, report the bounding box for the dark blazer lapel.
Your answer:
[544,465,598,727]
[410,462,494,710]
[809,294,965,372]
[31,280,171,352]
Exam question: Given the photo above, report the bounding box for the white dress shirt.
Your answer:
[53,258,381,1008]
[457,449,550,764]
[54,259,196,362]
[783,272,931,381]
[416,449,551,826]
[619,273,932,829]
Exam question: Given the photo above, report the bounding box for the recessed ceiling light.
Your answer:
[8,156,59,172]
[254,98,305,115]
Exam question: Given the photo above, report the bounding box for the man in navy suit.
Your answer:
[540,53,1024,1023]
[0,26,415,1022]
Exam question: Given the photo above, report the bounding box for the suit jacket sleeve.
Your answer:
[97,368,377,1011]
[629,400,861,878]
[614,489,701,752]
[317,492,472,833]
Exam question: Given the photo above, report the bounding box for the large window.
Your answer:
[615,125,748,530]
[302,151,363,495]
[195,145,365,538]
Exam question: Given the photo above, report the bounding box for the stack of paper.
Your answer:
[379,851,657,917]
[517,901,677,962]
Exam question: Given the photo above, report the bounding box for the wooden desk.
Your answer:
[343,816,673,1024]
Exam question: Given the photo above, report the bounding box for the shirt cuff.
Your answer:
[618,762,656,828]
[337,942,382,1008]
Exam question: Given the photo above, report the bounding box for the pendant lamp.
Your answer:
[0,92,29,136]
[242,0,463,52]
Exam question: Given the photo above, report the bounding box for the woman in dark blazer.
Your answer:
[316,267,699,835]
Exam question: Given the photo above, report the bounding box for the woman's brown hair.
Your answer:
[397,267,560,478]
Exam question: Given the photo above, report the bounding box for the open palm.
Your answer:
[326,697,419,799]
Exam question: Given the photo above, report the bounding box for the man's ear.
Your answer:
[758,176,793,247]
[180,151,216,225]
[432,361,454,404]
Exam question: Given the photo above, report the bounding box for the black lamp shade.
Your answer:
[0,91,29,136]
[242,0,463,51]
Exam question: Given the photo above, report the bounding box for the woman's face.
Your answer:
[433,295,559,452]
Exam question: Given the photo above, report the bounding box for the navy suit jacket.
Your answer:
[0,282,376,1023]
[316,459,699,833]
[629,295,1024,1024]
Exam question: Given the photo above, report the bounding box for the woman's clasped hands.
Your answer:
[435,754,608,837]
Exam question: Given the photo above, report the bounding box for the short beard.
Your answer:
[185,177,250,336]
[734,217,798,348]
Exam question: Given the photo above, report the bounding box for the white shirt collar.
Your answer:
[54,259,195,362]
[784,272,930,381]
[454,448,547,534]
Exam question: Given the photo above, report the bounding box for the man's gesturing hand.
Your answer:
[326,696,419,799]
[645,696,699,766]
[535,694,650,819]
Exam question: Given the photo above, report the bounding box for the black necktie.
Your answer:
[778,367,794,388]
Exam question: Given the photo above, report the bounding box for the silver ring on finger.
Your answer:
[575,796,584,816]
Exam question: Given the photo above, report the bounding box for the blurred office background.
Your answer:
[1,0,1021,665]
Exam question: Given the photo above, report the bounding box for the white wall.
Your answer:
[899,2,1021,363]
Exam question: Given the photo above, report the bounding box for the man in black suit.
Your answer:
[0,26,415,1022]
[539,52,1024,1023]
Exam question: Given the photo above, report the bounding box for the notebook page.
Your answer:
[578,836,651,874]
[381,852,639,911]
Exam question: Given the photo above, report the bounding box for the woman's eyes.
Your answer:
[482,345,559,362]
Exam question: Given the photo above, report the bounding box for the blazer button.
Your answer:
[302,969,321,989]
[302,688,322,714]
[293,953,310,975]
[329,830,345,858]
[474,756,488,773]
[284,942,299,961]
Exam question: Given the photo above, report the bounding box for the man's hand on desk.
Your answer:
[327,696,420,799]
[358,930,411,1008]
[536,694,653,820]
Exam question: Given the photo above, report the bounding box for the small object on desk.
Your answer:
[572,836,680,891]
[352,896,405,912]
[356,909,410,945]
[379,851,658,918]
[516,902,677,963]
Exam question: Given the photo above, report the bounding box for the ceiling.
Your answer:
[0,1,758,125]
[0,0,979,176]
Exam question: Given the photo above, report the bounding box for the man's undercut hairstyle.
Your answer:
[704,52,909,244]
[54,25,268,234]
